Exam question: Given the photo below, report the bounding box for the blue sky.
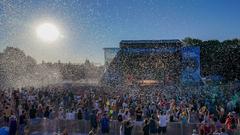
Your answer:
[0,0,240,64]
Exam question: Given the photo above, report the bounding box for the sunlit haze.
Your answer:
[0,0,240,64]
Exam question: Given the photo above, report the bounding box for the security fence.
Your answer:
[28,119,240,135]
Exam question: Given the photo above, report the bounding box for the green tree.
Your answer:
[182,37,202,46]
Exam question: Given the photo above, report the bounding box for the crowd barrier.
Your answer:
[27,119,240,135]
[0,117,6,127]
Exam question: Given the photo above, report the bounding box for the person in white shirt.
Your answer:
[158,111,168,135]
[122,102,128,109]
[65,110,71,120]
[192,129,199,135]
[123,109,131,120]
[69,109,75,120]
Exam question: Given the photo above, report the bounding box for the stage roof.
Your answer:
[120,39,182,48]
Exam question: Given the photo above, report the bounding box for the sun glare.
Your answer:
[36,23,60,43]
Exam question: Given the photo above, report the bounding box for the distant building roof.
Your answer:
[103,47,120,50]
[120,39,182,48]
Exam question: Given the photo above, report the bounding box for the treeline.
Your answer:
[183,37,240,81]
[1,38,239,88]
[56,59,104,81]
[0,47,104,88]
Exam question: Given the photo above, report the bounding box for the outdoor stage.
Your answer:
[102,40,201,87]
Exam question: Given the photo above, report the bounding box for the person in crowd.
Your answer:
[77,108,83,120]
[84,108,90,120]
[136,107,143,121]
[9,115,17,135]
[188,109,199,123]
[62,128,69,135]
[49,109,54,119]
[123,109,130,120]
[0,82,240,135]
[225,112,237,135]
[88,128,97,135]
[4,106,11,124]
[180,111,188,125]
[43,106,50,119]
[100,113,110,134]
[69,109,75,120]
[37,104,44,118]
[142,118,150,135]
[149,115,158,135]
[214,117,222,133]
[192,129,199,135]
[19,111,26,135]
[90,110,98,131]
[65,109,71,120]
[117,109,124,122]
[220,128,229,135]
[216,105,226,123]
[124,120,133,135]
[158,111,168,135]
[29,105,36,119]
[120,120,125,135]
[58,107,65,120]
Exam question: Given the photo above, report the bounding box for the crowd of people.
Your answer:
[0,83,239,135]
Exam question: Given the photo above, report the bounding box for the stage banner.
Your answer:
[102,48,122,86]
[181,46,201,85]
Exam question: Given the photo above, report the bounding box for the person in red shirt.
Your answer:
[225,112,237,135]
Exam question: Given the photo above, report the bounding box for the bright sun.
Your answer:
[36,23,60,42]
